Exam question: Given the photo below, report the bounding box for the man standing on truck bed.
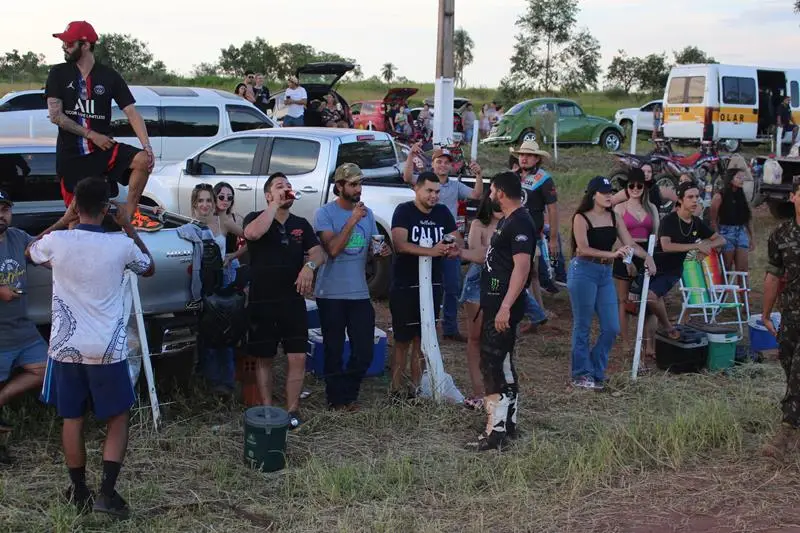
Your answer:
[404,144,484,342]
[762,179,800,461]
[777,95,798,147]
[46,20,159,230]
[0,190,48,464]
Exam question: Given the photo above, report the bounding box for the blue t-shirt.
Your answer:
[0,228,42,350]
[313,201,378,300]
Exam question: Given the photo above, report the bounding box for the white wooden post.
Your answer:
[126,271,161,430]
[631,235,656,381]
[777,127,784,158]
[630,116,638,154]
[553,121,559,162]
[470,120,479,161]
[418,237,445,402]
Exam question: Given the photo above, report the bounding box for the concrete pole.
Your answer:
[433,0,455,147]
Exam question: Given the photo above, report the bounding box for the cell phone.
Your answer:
[12,288,25,295]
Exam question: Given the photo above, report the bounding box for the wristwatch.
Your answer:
[304,261,317,272]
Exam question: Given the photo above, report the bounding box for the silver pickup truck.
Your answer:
[141,128,416,297]
[1,138,202,359]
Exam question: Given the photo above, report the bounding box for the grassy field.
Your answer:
[0,86,796,530]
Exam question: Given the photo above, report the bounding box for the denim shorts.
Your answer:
[718,225,750,252]
[283,115,304,127]
[0,338,48,382]
[459,264,481,304]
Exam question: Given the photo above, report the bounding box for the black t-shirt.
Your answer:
[778,102,793,126]
[391,201,456,289]
[253,87,270,113]
[45,62,135,165]
[243,211,319,303]
[518,169,555,234]
[654,211,715,275]
[481,207,536,315]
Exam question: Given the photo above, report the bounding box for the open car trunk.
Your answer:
[295,62,356,128]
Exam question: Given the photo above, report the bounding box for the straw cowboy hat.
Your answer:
[511,140,551,160]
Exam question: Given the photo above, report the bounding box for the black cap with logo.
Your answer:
[0,189,12,207]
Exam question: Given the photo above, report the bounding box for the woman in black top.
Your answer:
[709,168,754,273]
[567,176,656,391]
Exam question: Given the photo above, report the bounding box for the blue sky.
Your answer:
[2,0,798,87]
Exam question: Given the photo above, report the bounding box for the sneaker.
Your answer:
[593,381,605,392]
[443,333,467,343]
[65,485,94,515]
[571,376,595,390]
[466,431,507,451]
[93,490,130,519]
[288,411,303,430]
[0,419,12,433]
[130,209,163,232]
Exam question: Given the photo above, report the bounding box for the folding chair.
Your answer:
[702,249,751,322]
[677,259,744,335]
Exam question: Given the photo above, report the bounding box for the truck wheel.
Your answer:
[768,200,794,220]
[366,227,392,299]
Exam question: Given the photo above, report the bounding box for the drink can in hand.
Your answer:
[623,247,634,264]
[371,234,385,255]
[442,234,455,245]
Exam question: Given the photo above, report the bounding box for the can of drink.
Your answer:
[623,247,634,265]
[371,234,385,255]
[285,190,302,200]
[442,234,455,245]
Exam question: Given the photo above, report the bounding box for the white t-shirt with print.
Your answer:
[285,86,307,118]
[28,227,152,365]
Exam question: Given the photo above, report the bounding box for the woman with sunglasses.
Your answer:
[612,168,659,355]
[191,183,244,394]
[213,182,247,287]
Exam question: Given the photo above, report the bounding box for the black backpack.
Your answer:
[200,238,223,296]
[199,290,247,348]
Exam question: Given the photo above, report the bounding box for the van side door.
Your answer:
[717,66,758,143]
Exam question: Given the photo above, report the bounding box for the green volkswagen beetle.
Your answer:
[482,98,625,151]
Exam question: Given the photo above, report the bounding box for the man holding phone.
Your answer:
[283,76,307,127]
[0,190,48,462]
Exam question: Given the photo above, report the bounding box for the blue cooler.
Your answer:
[305,299,320,330]
[306,327,388,377]
[748,313,781,352]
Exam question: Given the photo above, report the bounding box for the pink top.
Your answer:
[622,210,653,240]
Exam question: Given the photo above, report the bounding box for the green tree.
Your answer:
[558,29,601,93]
[218,37,279,78]
[637,52,670,94]
[94,34,167,81]
[0,50,47,81]
[453,28,475,88]
[673,46,716,65]
[381,63,396,85]
[795,0,799,12]
[607,50,642,94]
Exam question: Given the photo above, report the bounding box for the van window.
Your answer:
[163,106,219,137]
[0,152,61,202]
[792,81,799,108]
[109,106,161,137]
[666,76,706,104]
[721,77,756,105]
[226,105,272,132]
[336,140,397,170]
[268,138,320,175]
[195,137,259,175]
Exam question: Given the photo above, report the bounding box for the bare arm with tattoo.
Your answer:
[47,97,114,150]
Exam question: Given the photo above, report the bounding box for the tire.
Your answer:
[609,167,630,192]
[600,129,622,152]
[520,129,537,143]
[721,139,741,153]
[366,227,392,299]
[655,173,678,214]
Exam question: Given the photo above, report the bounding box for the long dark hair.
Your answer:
[570,189,600,256]
[475,188,494,226]
[722,168,751,223]
[213,182,235,215]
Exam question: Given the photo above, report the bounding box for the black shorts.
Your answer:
[613,255,645,281]
[247,296,308,357]
[59,143,142,204]
[390,285,443,343]
[648,272,681,298]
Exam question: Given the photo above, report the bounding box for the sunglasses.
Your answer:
[278,224,289,246]
[217,194,233,202]
[628,182,644,190]
[194,183,213,191]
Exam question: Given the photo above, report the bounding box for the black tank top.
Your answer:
[718,188,750,226]
[579,211,618,252]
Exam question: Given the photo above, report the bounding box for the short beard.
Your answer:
[0,222,8,236]
[65,47,83,63]
[341,191,361,203]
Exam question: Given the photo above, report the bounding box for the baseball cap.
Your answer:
[333,162,363,184]
[53,21,99,44]
[587,176,613,195]
[431,148,453,161]
[0,189,13,206]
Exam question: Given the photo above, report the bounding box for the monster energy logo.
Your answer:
[489,277,500,292]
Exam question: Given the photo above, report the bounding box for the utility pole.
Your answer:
[433,0,455,147]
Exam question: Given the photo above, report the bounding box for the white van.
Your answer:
[0,86,277,162]
[662,64,800,151]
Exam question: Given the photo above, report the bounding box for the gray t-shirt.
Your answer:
[410,175,473,218]
[0,228,42,350]
[314,201,378,300]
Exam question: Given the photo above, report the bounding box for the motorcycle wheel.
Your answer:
[609,168,630,192]
[655,173,678,214]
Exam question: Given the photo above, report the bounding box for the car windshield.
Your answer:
[336,140,396,170]
[505,102,529,115]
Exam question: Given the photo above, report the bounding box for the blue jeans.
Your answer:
[524,289,548,324]
[442,257,462,335]
[566,258,620,383]
[283,114,304,127]
[198,342,235,390]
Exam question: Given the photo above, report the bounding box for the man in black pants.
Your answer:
[46,21,157,229]
[243,173,325,428]
[458,172,535,451]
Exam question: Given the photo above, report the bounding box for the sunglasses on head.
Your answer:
[194,183,213,191]
[217,194,233,201]
[628,182,644,190]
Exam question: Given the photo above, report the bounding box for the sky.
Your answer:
[2,0,799,87]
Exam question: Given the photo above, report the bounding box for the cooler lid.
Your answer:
[687,319,737,335]
[244,406,290,428]
[655,325,708,347]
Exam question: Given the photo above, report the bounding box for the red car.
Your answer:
[352,88,418,131]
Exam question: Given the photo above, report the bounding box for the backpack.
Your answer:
[200,238,223,296]
[199,290,247,348]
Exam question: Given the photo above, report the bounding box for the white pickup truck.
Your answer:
[142,128,415,297]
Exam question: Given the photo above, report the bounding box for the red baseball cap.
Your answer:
[53,21,99,44]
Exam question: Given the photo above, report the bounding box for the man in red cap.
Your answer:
[46,21,159,230]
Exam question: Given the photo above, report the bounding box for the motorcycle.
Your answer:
[608,138,678,191]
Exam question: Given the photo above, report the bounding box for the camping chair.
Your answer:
[677,258,744,335]
[702,249,751,322]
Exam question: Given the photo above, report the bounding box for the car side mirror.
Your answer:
[185,159,195,175]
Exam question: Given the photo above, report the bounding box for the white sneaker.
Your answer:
[571,376,595,390]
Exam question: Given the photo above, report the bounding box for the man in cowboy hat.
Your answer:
[404,144,484,342]
[283,75,307,127]
[512,140,564,302]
